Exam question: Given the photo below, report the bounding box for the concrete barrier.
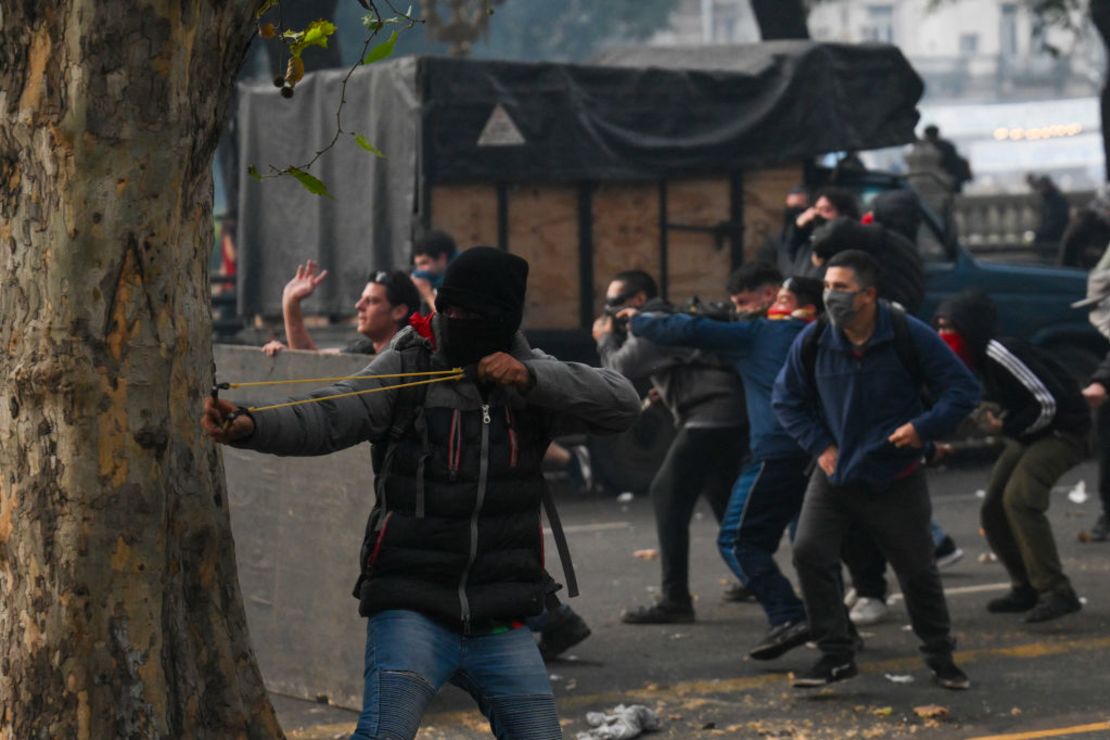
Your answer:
[216,344,376,710]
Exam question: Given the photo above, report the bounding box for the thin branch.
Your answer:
[257,0,420,181]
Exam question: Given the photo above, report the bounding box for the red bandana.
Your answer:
[409,312,436,349]
[939,329,973,368]
[767,306,818,323]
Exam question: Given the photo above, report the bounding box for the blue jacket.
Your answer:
[772,304,981,488]
[630,313,808,461]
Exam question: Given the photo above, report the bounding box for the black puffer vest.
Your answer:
[354,330,553,630]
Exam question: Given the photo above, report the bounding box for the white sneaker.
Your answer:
[936,546,965,570]
[843,587,858,608]
[849,597,889,626]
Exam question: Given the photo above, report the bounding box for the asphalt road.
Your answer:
[279,458,1110,740]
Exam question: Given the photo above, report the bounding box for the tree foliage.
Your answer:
[250,0,418,196]
[362,0,681,62]
[479,0,680,61]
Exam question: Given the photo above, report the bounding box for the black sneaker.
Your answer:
[750,619,811,661]
[927,655,971,690]
[986,586,1038,613]
[792,654,858,688]
[538,608,591,660]
[723,582,755,603]
[1023,589,1082,624]
[620,601,695,624]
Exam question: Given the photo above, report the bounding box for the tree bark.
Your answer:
[0,3,283,737]
[750,0,810,40]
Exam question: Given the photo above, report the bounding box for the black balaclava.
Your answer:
[933,289,998,367]
[872,190,922,243]
[434,246,528,367]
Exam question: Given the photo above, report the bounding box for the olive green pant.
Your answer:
[982,432,1085,595]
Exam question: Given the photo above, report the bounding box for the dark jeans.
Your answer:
[841,530,888,600]
[982,432,1085,595]
[717,455,809,626]
[650,425,746,605]
[1098,406,1110,516]
[793,469,954,661]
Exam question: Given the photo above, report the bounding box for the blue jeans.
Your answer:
[352,610,561,740]
[717,456,809,627]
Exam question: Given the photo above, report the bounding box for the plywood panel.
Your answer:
[592,182,660,313]
[507,185,580,330]
[742,164,805,263]
[430,184,499,249]
[666,178,733,302]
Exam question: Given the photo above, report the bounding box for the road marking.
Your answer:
[966,721,1110,740]
[287,635,1110,737]
[432,635,1110,718]
[543,521,631,536]
[889,582,1011,603]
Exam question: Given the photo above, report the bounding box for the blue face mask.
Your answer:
[412,269,444,289]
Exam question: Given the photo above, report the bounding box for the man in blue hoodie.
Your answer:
[772,250,980,690]
[627,269,825,662]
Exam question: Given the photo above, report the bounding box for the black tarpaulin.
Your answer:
[421,41,923,183]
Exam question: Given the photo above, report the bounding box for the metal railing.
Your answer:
[953,190,1093,260]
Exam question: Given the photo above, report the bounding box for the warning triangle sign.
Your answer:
[477,104,526,147]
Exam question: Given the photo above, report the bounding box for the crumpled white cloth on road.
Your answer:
[575,704,661,740]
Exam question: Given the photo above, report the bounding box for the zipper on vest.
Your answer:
[458,403,491,633]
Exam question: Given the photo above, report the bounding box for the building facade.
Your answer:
[653,0,1102,103]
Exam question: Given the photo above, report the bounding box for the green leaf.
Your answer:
[285,19,337,56]
[363,30,399,64]
[248,165,262,181]
[287,167,334,199]
[302,19,337,49]
[354,134,384,158]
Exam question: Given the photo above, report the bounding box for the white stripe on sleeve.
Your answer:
[985,339,1056,435]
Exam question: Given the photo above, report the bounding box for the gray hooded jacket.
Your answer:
[597,310,746,430]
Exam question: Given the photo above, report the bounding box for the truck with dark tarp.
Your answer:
[234,40,1099,368]
[234,41,923,360]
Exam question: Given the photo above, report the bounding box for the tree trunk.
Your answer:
[750,0,810,40]
[0,3,283,737]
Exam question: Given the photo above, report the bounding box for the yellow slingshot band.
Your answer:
[222,368,465,390]
[213,368,465,417]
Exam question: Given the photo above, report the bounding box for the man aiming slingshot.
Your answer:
[202,247,640,739]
